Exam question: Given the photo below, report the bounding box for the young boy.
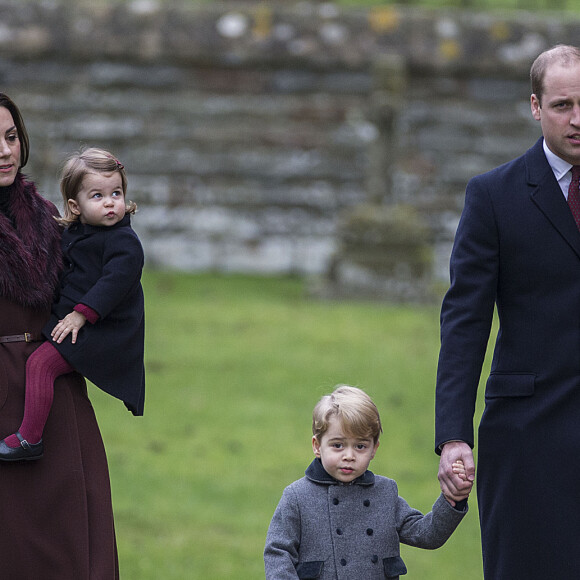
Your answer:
[264,385,471,579]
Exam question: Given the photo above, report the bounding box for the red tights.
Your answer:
[4,341,73,448]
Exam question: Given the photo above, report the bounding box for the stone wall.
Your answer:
[1,0,579,298]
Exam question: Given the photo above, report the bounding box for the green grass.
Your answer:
[89,271,490,579]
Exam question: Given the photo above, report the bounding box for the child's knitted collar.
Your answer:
[305,458,375,487]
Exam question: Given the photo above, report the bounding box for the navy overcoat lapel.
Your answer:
[527,140,580,259]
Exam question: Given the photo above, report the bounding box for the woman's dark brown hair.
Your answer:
[0,93,30,169]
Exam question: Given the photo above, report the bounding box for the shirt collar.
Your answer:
[543,138,573,181]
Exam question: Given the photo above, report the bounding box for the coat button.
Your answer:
[336,528,343,535]
[371,555,379,564]
[366,528,374,536]
[333,498,339,505]
[340,559,347,566]
[363,499,371,507]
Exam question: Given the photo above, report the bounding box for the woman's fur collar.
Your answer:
[0,173,62,308]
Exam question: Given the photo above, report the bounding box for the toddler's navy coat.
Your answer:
[43,214,145,415]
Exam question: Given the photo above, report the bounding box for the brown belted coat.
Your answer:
[0,174,119,579]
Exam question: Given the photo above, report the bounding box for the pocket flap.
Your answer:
[485,373,535,398]
[296,561,324,579]
[383,555,407,577]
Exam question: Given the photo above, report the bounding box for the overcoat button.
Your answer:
[371,555,379,564]
[340,559,347,566]
[333,498,339,505]
[363,499,371,507]
[336,528,343,535]
[366,528,374,536]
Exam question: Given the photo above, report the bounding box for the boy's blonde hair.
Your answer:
[312,385,382,444]
[58,147,137,226]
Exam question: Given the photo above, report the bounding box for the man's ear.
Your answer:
[531,93,542,121]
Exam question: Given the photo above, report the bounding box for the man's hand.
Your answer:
[51,311,87,344]
[438,441,475,506]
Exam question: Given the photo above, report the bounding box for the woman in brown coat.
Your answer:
[0,93,119,579]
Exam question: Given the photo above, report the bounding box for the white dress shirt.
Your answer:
[543,138,575,199]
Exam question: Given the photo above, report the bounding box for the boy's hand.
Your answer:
[452,459,468,481]
[51,311,87,344]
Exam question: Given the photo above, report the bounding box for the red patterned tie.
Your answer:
[568,165,580,230]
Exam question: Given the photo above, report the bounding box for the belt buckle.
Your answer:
[24,333,32,343]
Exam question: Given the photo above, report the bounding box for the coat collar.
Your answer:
[305,458,375,487]
[527,138,580,259]
[67,213,131,236]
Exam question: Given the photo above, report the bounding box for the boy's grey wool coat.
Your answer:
[264,459,467,579]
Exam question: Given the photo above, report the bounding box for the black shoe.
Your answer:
[0,431,43,461]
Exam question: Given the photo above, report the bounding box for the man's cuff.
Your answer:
[438,440,468,452]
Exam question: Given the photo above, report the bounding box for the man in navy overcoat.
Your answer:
[436,44,580,578]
